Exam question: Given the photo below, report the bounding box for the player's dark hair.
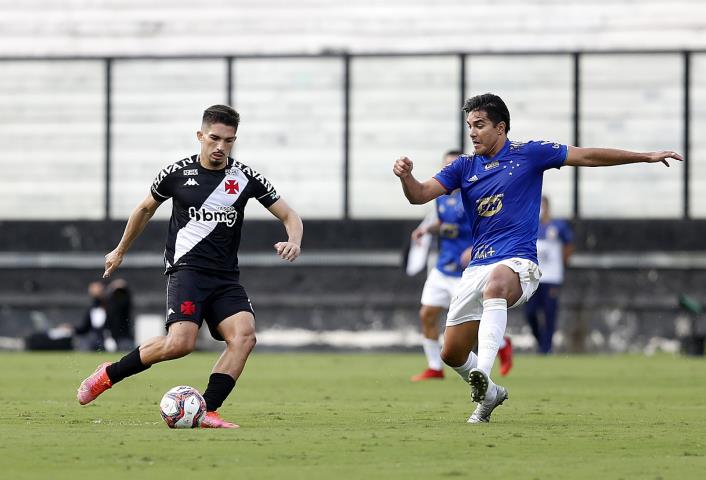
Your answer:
[463,93,511,133]
[445,149,464,158]
[202,105,240,129]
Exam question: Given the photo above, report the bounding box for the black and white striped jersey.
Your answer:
[150,155,280,276]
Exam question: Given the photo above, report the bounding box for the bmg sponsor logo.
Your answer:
[188,206,238,227]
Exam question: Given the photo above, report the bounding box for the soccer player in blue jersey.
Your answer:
[77,105,303,428]
[525,195,574,354]
[410,150,513,381]
[393,93,682,423]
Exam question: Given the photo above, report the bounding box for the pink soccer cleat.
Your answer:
[77,362,113,405]
[200,411,240,429]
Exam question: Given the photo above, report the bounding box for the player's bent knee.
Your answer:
[165,336,196,359]
[241,332,257,351]
[225,331,256,351]
[440,348,464,367]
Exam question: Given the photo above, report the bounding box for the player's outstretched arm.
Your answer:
[103,194,161,278]
[267,198,303,262]
[566,146,683,168]
[393,156,447,204]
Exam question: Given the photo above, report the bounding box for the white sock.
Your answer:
[451,351,478,382]
[499,336,507,349]
[422,338,443,371]
[477,298,507,400]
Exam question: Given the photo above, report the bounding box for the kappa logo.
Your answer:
[469,175,479,182]
[167,308,175,315]
[183,178,199,187]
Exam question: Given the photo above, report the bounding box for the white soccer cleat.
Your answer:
[467,384,508,424]
[468,368,489,403]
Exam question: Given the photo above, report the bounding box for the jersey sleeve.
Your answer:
[247,168,281,208]
[150,167,173,202]
[559,220,574,245]
[527,140,569,171]
[433,156,465,192]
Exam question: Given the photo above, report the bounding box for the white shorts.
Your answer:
[420,268,462,308]
[445,257,541,326]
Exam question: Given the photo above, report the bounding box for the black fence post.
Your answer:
[683,50,691,219]
[343,53,351,220]
[226,56,234,106]
[104,58,112,220]
[572,52,581,219]
[459,53,467,151]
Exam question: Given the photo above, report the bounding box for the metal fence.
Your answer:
[1,50,703,220]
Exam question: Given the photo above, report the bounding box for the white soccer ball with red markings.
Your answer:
[159,385,206,429]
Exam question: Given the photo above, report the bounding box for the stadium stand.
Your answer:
[1,0,705,352]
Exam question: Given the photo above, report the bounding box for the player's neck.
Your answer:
[486,136,507,158]
[198,154,228,171]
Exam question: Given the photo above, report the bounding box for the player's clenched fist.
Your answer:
[393,157,413,178]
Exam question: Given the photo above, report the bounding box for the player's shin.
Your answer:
[105,347,151,384]
[203,373,236,412]
[476,299,508,398]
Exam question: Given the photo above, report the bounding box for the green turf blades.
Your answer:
[1,352,705,480]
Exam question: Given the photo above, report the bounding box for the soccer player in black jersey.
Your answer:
[77,105,303,428]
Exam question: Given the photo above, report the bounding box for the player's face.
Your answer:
[466,110,506,157]
[197,122,237,169]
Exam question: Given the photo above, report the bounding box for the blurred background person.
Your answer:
[409,149,470,381]
[105,279,134,351]
[74,280,110,351]
[525,195,574,354]
[65,279,134,352]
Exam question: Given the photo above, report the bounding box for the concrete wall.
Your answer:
[2,1,706,56]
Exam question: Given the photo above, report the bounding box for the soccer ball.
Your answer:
[159,385,206,429]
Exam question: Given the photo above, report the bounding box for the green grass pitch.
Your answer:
[1,352,705,479]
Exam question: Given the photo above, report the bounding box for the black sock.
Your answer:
[203,373,236,412]
[105,347,150,384]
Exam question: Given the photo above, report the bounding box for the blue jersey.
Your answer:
[435,190,473,277]
[434,140,568,267]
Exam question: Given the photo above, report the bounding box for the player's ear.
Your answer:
[496,121,506,135]
[196,130,204,142]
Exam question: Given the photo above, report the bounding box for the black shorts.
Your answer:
[166,269,254,341]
